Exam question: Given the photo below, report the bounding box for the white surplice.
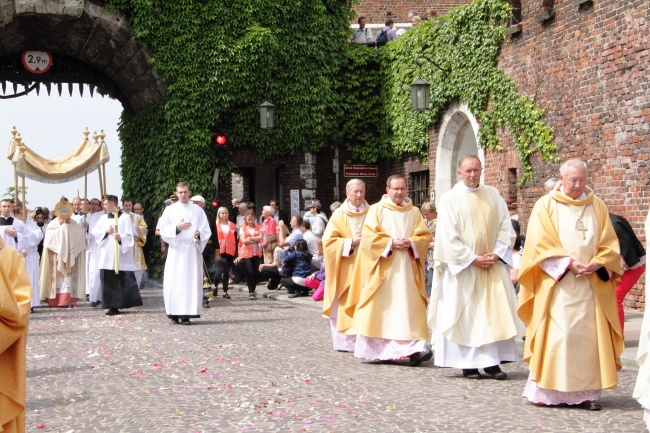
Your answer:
[86,211,104,301]
[158,201,211,317]
[429,182,519,369]
[92,212,135,271]
[0,216,28,253]
[23,217,44,307]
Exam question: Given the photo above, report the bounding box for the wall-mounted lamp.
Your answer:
[410,55,448,111]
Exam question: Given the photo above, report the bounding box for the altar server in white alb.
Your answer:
[92,194,142,316]
[0,198,28,253]
[85,198,105,306]
[14,205,43,310]
[157,182,211,325]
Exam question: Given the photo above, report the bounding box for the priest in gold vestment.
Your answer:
[39,201,88,307]
[518,159,623,411]
[322,179,369,352]
[347,175,433,366]
[429,155,519,380]
[0,237,31,433]
[633,206,650,427]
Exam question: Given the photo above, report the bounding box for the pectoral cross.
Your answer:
[577,219,588,240]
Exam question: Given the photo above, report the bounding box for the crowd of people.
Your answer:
[350,9,439,46]
[1,157,650,430]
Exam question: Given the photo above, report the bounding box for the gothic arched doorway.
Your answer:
[434,102,483,205]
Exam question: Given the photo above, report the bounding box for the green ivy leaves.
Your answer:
[343,0,557,184]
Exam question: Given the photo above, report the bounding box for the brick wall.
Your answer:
[388,1,648,308]
[495,0,649,309]
[353,0,472,24]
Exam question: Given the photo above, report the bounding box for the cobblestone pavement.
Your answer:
[26,285,647,433]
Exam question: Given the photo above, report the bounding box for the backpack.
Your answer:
[376,29,389,47]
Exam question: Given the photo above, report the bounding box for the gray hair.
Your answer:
[559,159,587,176]
[346,178,365,191]
[238,202,248,210]
[544,177,559,192]
[262,205,275,216]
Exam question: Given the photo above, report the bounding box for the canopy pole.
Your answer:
[102,163,107,196]
[84,172,88,222]
[14,168,18,214]
[21,175,26,222]
[98,165,104,199]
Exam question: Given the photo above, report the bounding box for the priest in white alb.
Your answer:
[322,179,369,352]
[347,175,432,366]
[157,182,211,325]
[518,159,623,411]
[429,155,519,380]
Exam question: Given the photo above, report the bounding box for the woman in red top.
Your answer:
[235,211,263,300]
[215,207,237,299]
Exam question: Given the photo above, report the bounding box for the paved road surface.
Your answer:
[26,286,647,432]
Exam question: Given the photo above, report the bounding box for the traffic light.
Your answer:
[213,133,228,146]
[211,198,219,208]
[212,133,229,159]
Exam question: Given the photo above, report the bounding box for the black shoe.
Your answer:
[212,289,218,297]
[578,401,601,411]
[180,318,191,325]
[86,294,90,301]
[90,302,98,307]
[483,365,507,380]
[106,308,119,316]
[288,293,300,298]
[30,307,34,313]
[223,292,231,299]
[409,349,433,366]
[202,300,210,308]
[170,317,179,324]
[266,283,278,290]
[249,293,257,300]
[462,369,482,379]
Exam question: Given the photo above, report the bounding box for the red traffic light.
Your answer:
[211,200,219,208]
[213,134,228,146]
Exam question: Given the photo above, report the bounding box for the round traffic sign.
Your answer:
[21,51,53,74]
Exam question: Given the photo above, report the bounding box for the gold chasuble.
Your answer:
[347,196,431,341]
[0,238,31,433]
[518,188,623,392]
[39,219,88,302]
[131,213,148,271]
[322,200,369,334]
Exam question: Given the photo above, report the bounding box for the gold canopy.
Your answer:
[6,127,110,184]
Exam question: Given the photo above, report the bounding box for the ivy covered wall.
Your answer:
[110,0,557,271]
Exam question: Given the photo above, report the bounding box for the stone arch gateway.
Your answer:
[0,0,166,114]
[434,101,483,205]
